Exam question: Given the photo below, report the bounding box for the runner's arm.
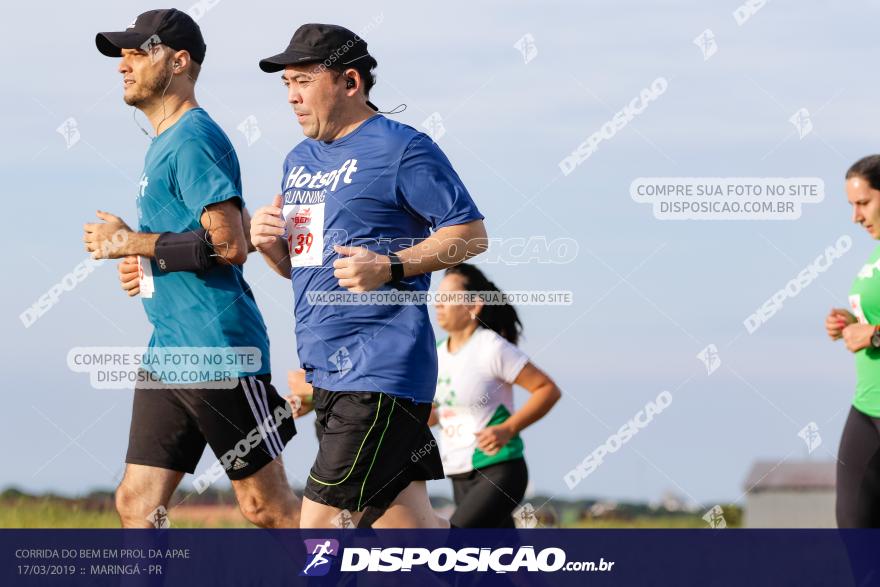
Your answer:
[242,206,257,253]
[83,211,159,259]
[85,198,248,266]
[258,238,292,278]
[504,362,561,435]
[250,195,292,279]
[286,368,315,418]
[428,405,439,427]
[332,219,487,291]
[474,362,561,455]
[393,219,488,277]
[199,199,249,265]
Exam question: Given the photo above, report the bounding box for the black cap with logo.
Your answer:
[260,23,378,110]
[96,8,207,64]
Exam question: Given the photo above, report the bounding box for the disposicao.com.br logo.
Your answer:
[301,540,614,574]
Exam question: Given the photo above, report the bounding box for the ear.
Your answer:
[343,68,361,95]
[172,50,191,75]
[472,298,485,319]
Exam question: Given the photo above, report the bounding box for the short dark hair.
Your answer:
[847,155,880,191]
[325,56,377,96]
[188,59,201,82]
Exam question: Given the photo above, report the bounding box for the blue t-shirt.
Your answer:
[136,107,270,382]
[281,114,483,403]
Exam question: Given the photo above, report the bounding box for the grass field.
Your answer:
[570,516,714,528]
[1,488,739,529]
[1,498,732,529]
[1,497,251,529]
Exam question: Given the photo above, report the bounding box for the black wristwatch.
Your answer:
[871,326,880,349]
[386,252,405,286]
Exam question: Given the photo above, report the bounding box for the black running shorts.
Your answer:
[125,373,296,481]
[304,388,444,512]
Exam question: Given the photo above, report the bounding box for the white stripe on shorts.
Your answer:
[240,377,278,459]
[254,377,285,456]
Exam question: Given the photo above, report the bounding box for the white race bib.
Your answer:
[284,203,324,267]
[439,407,476,449]
[138,256,154,298]
[850,294,867,324]
[438,407,478,474]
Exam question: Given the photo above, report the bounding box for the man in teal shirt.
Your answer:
[83,9,300,528]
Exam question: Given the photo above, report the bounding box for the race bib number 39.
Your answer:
[283,203,325,267]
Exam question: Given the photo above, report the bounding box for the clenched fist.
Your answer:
[118,255,140,297]
[826,308,856,340]
[250,195,286,251]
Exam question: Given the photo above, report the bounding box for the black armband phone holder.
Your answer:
[154,229,215,273]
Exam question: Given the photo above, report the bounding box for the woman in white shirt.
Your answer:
[431,263,561,527]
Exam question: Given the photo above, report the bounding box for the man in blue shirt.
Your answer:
[83,9,300,528]
[252,23,487,528]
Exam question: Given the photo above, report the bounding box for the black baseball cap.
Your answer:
[259,23,375,72]
[260,24,378,110]
[96,9,207,64]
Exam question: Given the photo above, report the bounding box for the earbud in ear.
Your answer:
[173,61,182,70]
[346,77,355,89]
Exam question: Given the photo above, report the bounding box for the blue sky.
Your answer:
[3,0,878,509]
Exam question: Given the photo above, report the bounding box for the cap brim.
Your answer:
[95,31,153,57]
[259,50,324,73]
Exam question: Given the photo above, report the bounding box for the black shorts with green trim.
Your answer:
[304,387,444,512]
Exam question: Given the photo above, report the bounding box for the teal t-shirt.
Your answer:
[135,108,269,382]
[849,244,880,417]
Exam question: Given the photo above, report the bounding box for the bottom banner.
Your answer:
[3,529,879,586]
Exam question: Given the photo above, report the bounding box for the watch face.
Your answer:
[873,331,880,348]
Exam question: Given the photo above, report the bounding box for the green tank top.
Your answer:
[848,244,880,417]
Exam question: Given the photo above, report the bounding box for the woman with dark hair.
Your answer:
[827,154,880,527]
[430,263,561,528]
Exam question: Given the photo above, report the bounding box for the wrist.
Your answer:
[386,252,405,285]
[382,254,392,282]
[257,235,282,254]
[123,232,158,257]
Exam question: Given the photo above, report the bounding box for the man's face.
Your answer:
[281,64,346,141]
[118,46,172,108]
[846,176,880,239]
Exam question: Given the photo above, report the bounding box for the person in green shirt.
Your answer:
[826,154,880,527]
[430,264,561,527]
